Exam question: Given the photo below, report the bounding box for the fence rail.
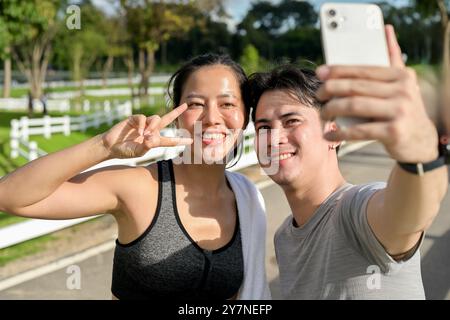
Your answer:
[9,101,133,161]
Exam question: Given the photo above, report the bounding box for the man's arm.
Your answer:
[316,25,448,258]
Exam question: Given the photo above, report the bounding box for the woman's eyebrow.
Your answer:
[186,93,206,99]
[217,93,237,99]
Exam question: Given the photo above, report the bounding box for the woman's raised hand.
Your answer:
[102,103,192,159]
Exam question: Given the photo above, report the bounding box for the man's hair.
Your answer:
[247,64,324,123]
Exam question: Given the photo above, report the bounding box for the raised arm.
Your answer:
[316,26,448,258]
[0,104,192,220]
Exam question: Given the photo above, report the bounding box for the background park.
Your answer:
[0,0,449,299]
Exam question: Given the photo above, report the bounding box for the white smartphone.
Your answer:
[320,2,390,128]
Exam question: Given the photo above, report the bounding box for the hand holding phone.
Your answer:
[320,2,390,128]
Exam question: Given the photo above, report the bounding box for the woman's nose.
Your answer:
[202,103,222,125]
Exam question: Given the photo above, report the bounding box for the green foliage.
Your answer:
[239,44,260,75]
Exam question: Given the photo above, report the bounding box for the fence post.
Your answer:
[10,119,20,159]
[29,141,38,161]
[83,100,90,113]
[44,115,51,139]
[94,111,100,128]
[125,101,132,117]
[63,115,71,136]
[20,117,29,141]
[81,115,87,132]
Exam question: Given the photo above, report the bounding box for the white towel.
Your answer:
[225,170,272,300]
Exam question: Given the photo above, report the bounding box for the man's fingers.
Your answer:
[321,97,398,121]
[317,79,399,101]
[385,25,405,68]
[316,65,402,82]
[324,121,390,142]
[159,103,188,129]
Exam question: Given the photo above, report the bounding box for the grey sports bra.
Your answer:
[111,159,244,300]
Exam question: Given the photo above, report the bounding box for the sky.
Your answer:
[91,0,411,30]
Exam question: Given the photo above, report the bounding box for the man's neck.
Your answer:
[282,166,346,228]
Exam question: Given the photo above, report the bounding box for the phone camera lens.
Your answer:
[328,9,336,17]
[329,21,338,29]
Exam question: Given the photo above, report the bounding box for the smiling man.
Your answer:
[248,26,448,299]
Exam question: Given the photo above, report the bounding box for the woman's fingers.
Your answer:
[144,135,193,148]
[158,103,188,129]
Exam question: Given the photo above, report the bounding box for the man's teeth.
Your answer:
[203,133,225,140]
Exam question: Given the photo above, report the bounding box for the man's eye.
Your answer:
[257,125,271,132]
[286,119,301,125]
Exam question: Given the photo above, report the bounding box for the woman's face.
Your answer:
[177,65,247,164]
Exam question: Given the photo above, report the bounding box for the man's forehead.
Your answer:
[256,90,311,120]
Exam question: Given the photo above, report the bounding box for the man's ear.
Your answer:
[324,120,342,148]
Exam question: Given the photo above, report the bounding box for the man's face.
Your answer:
[254,90,331,187]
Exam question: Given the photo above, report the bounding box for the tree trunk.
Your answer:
[3,46,11,98]
[102,55,114,89]
[443,21,450,81]
[138,48,155,97]
[124,53,135,97]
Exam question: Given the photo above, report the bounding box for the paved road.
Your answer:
[1,142,449,299]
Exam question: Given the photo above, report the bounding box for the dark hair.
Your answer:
[167,53,250,121]
[247,64,323,123]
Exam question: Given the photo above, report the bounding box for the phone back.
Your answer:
[320,2,390,66]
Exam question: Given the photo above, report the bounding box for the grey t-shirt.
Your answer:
[274,182,425,300]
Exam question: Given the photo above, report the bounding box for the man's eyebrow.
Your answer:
[255,112,303,124]
[280,112,303,119]
[255,118,270,125]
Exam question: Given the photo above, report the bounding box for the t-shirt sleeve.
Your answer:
[336,182,423,274]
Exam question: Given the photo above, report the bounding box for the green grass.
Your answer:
[0,212,28,228]
[0,233,57,267]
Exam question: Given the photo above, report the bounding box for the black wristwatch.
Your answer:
[397,156,446,176]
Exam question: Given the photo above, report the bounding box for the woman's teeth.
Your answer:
[279,153,294,160]
[203,133,225,140]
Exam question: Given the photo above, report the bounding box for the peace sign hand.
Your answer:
[102,103,192,159]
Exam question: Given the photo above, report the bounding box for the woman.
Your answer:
[0,54,270,300]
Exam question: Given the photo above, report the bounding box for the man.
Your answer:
[248,26,448,299]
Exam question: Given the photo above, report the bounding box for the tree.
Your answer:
[120,0,195,97]
[414,0,450,77]
[239,44,260,75]
[4,0,65,113]
[53,1,107,94]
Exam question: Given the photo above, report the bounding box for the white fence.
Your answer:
[0,98,71,113]
[10,101,133,161]
[0,123,259,249]
[48,86,166,100]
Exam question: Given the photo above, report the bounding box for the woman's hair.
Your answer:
[167,53,250,122]
[167,53,250,167]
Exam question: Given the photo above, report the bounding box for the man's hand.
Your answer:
[316,25,439,164]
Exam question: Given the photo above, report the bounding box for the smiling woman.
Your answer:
[0,53,271,300]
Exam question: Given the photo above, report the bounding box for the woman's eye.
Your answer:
[188,102,204,108]
[221,102,236,108]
